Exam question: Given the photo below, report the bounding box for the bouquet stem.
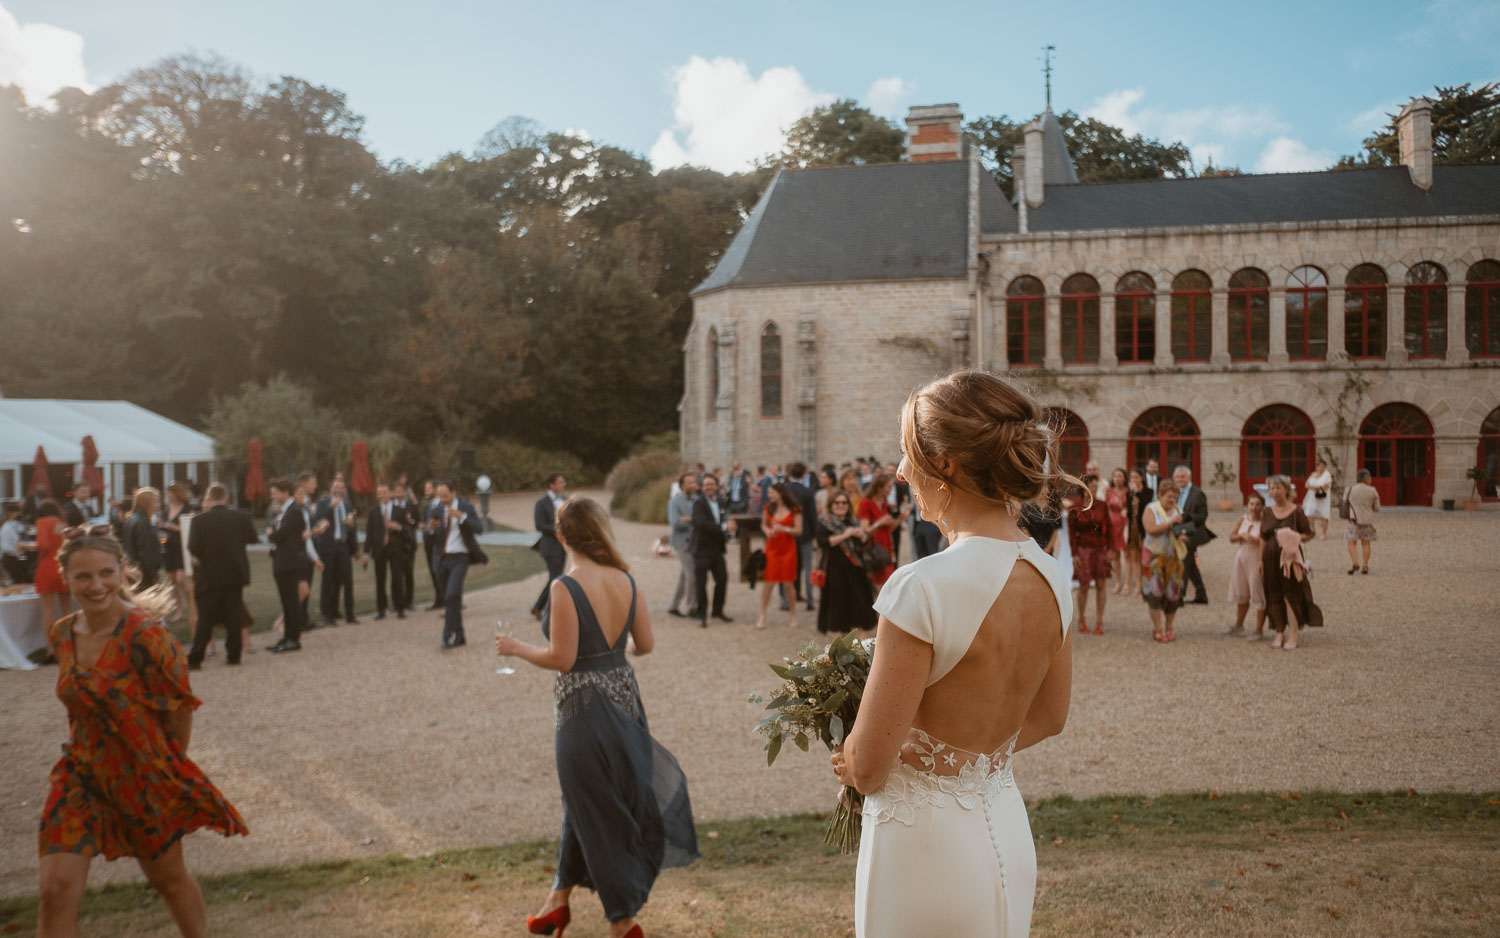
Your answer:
[825,786,863,854]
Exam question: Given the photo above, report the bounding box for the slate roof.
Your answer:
[694,161,1015,294]
[1028,164,1500,232]
[1038,110,1079,186]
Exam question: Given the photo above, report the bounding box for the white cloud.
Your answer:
[1347,100,1400,134]
[864,76,907,116]
[0,2,92,106]
[1255,136,1336,173]
[649,56,834,172]
[1086,87,1291,171]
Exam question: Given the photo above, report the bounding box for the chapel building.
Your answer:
[681,98,1500,507]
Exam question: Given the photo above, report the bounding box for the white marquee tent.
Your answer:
[0,399,216,504]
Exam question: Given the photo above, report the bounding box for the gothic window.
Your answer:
[1465,259,1500,358]
[1286,266,1328,361]
[707,327,719,421]
[1227,268,1270,362]
[1170,270,1211,363]
[1060,274,1100,365]
[760,323,782,417]
[1055,409,1089,476]
[1344,264,1388,359]
[1115,271,1156,364]
[1404,261,1448,359]
[1006,276,1045,367]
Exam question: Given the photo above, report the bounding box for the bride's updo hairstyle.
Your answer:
[901,369,1084,509]
[556,497,630,572]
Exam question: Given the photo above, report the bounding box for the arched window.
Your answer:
[1241,405,1315,501]
[1360,403,1434,506]
[1479,407,1500,500]
[1129,407,1199,480]
[1286,266,1328,361]
[1006,276,1045,367]
[1060,274,1100,365]
[1115,271,1156,364]
[1404,262,1448,359]
[1344,264,1388,359]
[1465,260,1500,358]
[1170,270,1211,363]
[707,327,719,421]
[1228,268,1270,362]
[759,322,782,417]
[1053,409,1089,476]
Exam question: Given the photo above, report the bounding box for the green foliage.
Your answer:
[473,439,599,493]
[966,110,1192,198]
[1337,82,1500,169]
[206,376,349,481]
[630,430,681,457]
[617,473,675,524]
[762,99,905,169]
[606,450,681,515]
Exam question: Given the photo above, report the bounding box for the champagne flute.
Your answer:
[495,619,516,675]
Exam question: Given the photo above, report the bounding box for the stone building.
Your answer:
[682,98,1500,507]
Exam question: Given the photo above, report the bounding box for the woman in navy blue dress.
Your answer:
[495,497,697,938]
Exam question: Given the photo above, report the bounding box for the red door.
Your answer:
[1359,403,1434,506]
[1240,405,1315,501]
[1129,407,1200,480]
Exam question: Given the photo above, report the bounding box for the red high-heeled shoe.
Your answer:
[526,906,570,936]
[620,926,643,938]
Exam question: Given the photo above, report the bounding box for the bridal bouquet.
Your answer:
[753,630,873,853]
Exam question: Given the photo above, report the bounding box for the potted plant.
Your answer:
[1210,461,1238,512]
[1464,466,1487,511]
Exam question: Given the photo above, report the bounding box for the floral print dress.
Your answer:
[39,604,247,860]
[1139,502,1185,613]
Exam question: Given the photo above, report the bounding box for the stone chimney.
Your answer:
[906,104,964,162]
[1397,96,1435,190]
[1023,119,1045,207]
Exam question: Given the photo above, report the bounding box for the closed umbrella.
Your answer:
[244,440,266,503]
[349,440,375,497]
[28,446,51,496]
[80,435,105,493]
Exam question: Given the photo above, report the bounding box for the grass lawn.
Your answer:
[165,545,546,642]
[2,791,1494,937]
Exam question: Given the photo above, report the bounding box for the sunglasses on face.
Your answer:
[64,524,113,539]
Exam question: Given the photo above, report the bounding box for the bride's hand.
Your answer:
[830,745,857,788]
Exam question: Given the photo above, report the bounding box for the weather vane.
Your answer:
[1041,44,1056,111]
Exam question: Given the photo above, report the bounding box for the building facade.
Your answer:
[683,99,1500,507]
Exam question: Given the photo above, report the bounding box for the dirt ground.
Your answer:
[1,492,1496,897]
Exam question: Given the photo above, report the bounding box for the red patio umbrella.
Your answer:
[80,435,105,493]
[244,439,266,503]
[28,446,51,496]
[349,440,375,497]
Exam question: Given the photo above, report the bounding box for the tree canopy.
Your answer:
[761,99,905,169]
[966,110,1193,197]
[1337,83,1500,169]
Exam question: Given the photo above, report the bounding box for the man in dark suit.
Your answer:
[366,483,407,620]
[690,474,736,628]
[391,480,418,616]
[530,472,569,619]
[186,482,259,669]
[1144,459,1162,495]
[423,479,444,610]
[314,479,361,625]
[783,461,818,612]
[1173,465,1216,604]
[267,478,314,653]
[427,479,486,648]
[885,463,911,567]
[910,501,944,559]
[62,482,95,528]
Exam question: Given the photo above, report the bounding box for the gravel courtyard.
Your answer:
[1,493,1495,896]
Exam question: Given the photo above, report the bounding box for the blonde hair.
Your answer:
[56,532,176,619]
[131,486,161,513]
[555,497,629,572]
[901,370,1082,510]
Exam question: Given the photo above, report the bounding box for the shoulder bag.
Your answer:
[1338,488,1352,521]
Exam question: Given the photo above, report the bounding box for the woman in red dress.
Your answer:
[1069,475,1114,634]
[857,474,902,589]
[37,529,246,938]
[1104,468,1130,594]
[32,500,73,637]
[757,483,803,629]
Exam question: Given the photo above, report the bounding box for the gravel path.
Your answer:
[1,493,1495,896]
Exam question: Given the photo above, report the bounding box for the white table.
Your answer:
[0,590,47,670]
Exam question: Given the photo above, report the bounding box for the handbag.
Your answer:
[862,541,892,575]
[1338,488,1352,521]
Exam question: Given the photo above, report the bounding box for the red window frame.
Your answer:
[1465,260,1500,359]
[1404,262,1448,360]
[1060,274,1100,365]
[1344,264,1388,360]
[1128,406,1200,482]
[1239,405,1316,501]
[1227,268,1269,362]
[1170,270,1212,363]
[1285,266,1328,362]
[1479,407,1500,501]
[1056,409,1089,476]
[1006,276,1045,367]
[1115,272,1156,364]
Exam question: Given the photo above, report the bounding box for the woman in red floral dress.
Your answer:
[857,474,903,589]
[37,529,246,938]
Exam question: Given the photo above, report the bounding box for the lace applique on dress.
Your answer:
[554,665,643,728]
[862,728,1019,828]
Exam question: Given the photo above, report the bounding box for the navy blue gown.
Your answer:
[545,574,698,921]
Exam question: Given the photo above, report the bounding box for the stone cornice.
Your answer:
[985,213,1500,246]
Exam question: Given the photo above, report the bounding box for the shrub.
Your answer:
[617,473,675,524]
[473,439,601,493]
[630,429,681,458]
[607,450,681,513]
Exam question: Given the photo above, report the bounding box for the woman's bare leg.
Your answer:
[1235,602,1250,629]
[756,581,773,629]
[137,842,205,938]
[37,853,90,938]
[1094,581,1107,631]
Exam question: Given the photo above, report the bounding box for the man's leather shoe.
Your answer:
[321,618,337,628]
[712,614,734,623]
[698,619,708,629]
[1189,596,1209,605]
[396,611,406,619]
[667,608,687,618]
[374,612,386,621]
[269,640,301,653]
[346,617,361,625]
[428,602,443,611]
[188,661,202,671]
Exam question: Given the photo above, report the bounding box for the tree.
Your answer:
[763,99,905,169]
[966,110,1192,197]
[1337,83,1500,169]
[206,376,350,482]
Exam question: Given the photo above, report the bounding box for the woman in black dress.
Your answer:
[815,492,876,636]
[1259,475,1322,650]
[158,483,196,624]
[495,497,696,938]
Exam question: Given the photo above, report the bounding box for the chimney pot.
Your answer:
[1397,96,1435,190]
[906,104,965,162]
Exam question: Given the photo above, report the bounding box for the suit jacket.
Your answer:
[690,497,729,558]
[785,481,817,544]
[1177,485,1216,547]
[366,501,413,559]
[313,497,361,558]
[268,501,312,577]
[430,498,488,565]
[724,472,751,511]
[188,504,259,590]
[122,510,160,576]
[533,494,565,560]
[62,500,87,528]
[667,492,697,552]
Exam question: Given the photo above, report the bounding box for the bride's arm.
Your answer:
[494,579,580,672]
[842,620,932,795]
[1014,633,1073,752]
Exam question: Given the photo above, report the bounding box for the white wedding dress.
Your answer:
[856,535,1073,938]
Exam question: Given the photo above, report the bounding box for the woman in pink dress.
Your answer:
[1104,468,1129,594]
[1226,493,1268,640]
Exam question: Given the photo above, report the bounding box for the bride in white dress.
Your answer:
[832,371,1076,938]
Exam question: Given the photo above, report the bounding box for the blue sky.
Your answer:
[3,0,1498,173]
